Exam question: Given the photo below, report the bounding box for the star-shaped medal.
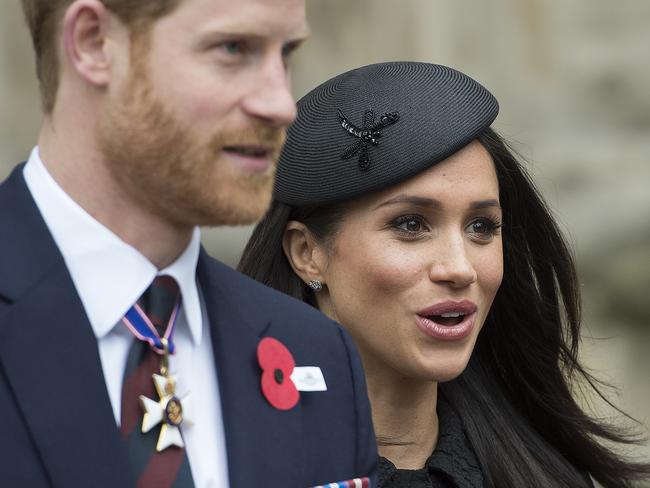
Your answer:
[140,373,192,452]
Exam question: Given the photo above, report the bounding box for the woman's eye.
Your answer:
[470,221,488,234]
[404,219,422,232]
[466,217,502,241]
[391,215,429,238]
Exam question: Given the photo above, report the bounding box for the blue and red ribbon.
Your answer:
[121,298,181,354]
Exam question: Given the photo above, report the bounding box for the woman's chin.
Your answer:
[428,365,467,383]
[413,352,473,383]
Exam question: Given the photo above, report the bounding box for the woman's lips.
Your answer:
[415,300,478,341]
[415,312,476,341]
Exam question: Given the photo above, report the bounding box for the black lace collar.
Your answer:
[378,398,484,487]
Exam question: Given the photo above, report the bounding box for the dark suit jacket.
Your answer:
[0,164,378,487]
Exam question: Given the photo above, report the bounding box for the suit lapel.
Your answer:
[0,166,132,487]
[197,251,303,487]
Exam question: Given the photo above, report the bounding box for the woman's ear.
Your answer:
[282,221,327,285]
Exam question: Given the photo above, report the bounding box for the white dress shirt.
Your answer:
[23,147,229,488]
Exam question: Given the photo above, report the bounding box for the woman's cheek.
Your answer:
[375,255,428,300]
[478,247,504,298]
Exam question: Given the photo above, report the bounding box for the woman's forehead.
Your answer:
[349,141,499,213]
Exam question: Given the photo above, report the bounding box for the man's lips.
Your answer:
[222,144,278,172]
[223,144,274,158]
[415,300,478,341]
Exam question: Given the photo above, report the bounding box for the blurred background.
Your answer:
[1,0,648,475]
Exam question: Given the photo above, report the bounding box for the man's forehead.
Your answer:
[160,0,309,40]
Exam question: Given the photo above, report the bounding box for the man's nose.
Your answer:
[428,235,478,289]
[241,55,297,128]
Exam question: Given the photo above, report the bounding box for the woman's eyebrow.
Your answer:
[469,199,501,210]
[374,194,442,210]
[374,194,501,210]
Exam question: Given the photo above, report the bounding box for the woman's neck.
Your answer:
[365,365,439,470]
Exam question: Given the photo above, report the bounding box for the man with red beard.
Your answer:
[0,1,377,487]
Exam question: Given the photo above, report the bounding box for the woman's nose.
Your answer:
[428,237,478,288]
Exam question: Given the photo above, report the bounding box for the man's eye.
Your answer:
[220,41,246,56]
[282,41,301,59]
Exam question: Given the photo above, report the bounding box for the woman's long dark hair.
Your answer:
[239,128,650,487]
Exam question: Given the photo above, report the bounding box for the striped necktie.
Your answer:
[120,275,195,488]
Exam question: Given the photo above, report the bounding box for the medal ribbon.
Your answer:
[122,297,181,354]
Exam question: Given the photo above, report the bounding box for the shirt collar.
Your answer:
[23,147,203,345]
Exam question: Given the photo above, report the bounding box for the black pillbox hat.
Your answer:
[274,61,499,207]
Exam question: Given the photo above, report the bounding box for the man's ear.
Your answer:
[282,221,327,286]
[61,0,121,87]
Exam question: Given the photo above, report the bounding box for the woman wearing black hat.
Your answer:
[238,62,649,487]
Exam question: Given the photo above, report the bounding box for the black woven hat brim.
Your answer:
[274,62,498,207]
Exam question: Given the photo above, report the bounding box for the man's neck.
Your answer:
[38,123,193,269]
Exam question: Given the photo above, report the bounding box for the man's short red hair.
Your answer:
[21,0,182,112]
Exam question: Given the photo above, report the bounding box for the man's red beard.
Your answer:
[98,56,285,228]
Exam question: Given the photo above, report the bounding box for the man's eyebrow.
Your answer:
[374,194,501,210]
[197,22,311,43]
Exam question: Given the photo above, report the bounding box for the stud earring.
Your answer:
[308,280,323,292]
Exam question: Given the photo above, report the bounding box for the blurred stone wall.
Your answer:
[1,0,648,474]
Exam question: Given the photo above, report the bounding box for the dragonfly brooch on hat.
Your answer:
[337,109,400,170]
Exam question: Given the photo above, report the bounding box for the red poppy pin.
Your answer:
[257,337,300,410]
